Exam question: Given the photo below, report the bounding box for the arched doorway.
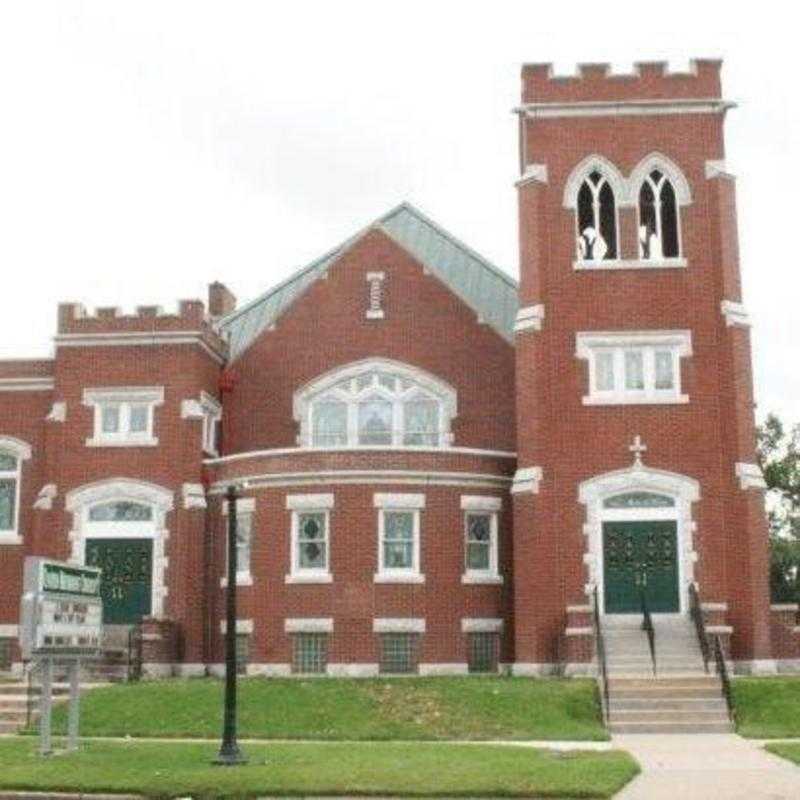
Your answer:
[66,479,173,625]
[579,465,700,616]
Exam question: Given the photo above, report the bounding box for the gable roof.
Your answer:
[217,202,519,360]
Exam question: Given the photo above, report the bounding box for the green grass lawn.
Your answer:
[0,738,638,799]
[733,677,800,738]
[764,742,800,766]
[45,676,608,741]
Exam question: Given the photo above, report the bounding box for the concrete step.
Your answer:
[609,675,721,690]
[610,698,728,712]
[609,720,734,734]
[609,708,731,723]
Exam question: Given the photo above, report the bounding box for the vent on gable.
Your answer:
[366,272,386,320]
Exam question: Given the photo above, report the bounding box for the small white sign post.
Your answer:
[19,557,103,755]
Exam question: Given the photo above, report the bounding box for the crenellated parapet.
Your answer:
[56,298,228,361]
[521,59,724,105]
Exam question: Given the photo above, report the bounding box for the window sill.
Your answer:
[85,437,159,448]
[574,258,687,271]
[461,574,504,585]
[582,394,689,406]
[374,573,426,584]
[220,573,254,588]
[285,573,333,584]
[0,533,22,545]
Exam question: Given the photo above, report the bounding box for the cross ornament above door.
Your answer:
[629,435,647,467]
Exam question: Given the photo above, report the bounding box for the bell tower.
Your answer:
[511,60,774,672]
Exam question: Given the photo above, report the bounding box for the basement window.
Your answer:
[379,633,420,674]
[292,633,328,674]
[467,632,499,674]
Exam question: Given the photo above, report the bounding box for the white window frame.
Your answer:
[286,493,334,584]
[221,497,255,587]
[0,437,31,545]
[460,496,502,585]
[293,358,457,450]
[83,387,164,447]
[200,392,222,456]
[373,493,425,584]
[576,331,691,406]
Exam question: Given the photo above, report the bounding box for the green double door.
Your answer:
[602,520,679,614]
[85,538,153,625]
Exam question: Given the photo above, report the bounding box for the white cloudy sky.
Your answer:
[0,2,797,422]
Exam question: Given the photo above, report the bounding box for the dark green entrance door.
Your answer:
[85,538,153,624]
[602,521,679,614]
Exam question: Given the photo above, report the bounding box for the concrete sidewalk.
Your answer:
[614,733,800,799]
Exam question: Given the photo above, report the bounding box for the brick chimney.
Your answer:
[208,282,237,318]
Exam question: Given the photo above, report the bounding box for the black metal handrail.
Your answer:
[713,634,734,722]
[640,585,656,676]
[591,586,610,725]
[127,624,143,682]
[688,582,711,673]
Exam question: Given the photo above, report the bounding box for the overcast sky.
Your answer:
[0,2,796,422]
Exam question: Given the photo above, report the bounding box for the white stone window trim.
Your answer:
[293,358,457,450]
[721,300,751,328]
[461,618,504,633]
[461,495,502,584]
[574,256,688,272]
[286,493,333,584]
[373,618,426,634]
[220,497,255,587]
[735,462,767,491]
[374,493,425,584]
[285,618,334,634]
[83,387,164,448]
[220,618,253,635]
[514,304,545,333]
[579,464,700,617]
[197,392,223,456]
[511,466,543,495]
[65,478,174,619]
[0,436,31,545]
[576,330,691,406]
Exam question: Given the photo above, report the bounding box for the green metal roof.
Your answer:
[218,202,519,360]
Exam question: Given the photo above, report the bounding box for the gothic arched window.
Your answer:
[638,170,681,260]
[576,171,618,261]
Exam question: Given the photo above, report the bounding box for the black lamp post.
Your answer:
[214,482,248,765]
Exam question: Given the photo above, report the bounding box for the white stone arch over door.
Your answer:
[65,479,174,619]
[578,465,700,615]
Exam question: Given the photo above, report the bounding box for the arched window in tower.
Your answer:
[638,170,681,260]
[576,171,618,261]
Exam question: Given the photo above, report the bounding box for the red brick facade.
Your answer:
[0,59,789,677]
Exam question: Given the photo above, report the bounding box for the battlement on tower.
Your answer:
[56,297,228,357]
[521,59,723,105]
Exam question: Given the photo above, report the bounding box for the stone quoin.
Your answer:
[0,58,794,679]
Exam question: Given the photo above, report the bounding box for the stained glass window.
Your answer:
[382,511,414,570]
[603,492,675,509]
[303,364,450,448]
[0,454,17,471]
[466,514,492,571]
[403,399,439,446]
[624,351,645,390]
[654,351,675,390]
[312,401,348,447]
[226,513,252,575]
[0,480,15,531]
[357,398,393,445]
[88,501,153,522]
[298,513,327,570]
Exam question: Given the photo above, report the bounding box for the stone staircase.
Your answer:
[604,615,733,734]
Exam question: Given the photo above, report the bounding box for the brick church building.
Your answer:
[1,59,797,679]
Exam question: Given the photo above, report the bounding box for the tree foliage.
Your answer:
[756,414,800,602]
